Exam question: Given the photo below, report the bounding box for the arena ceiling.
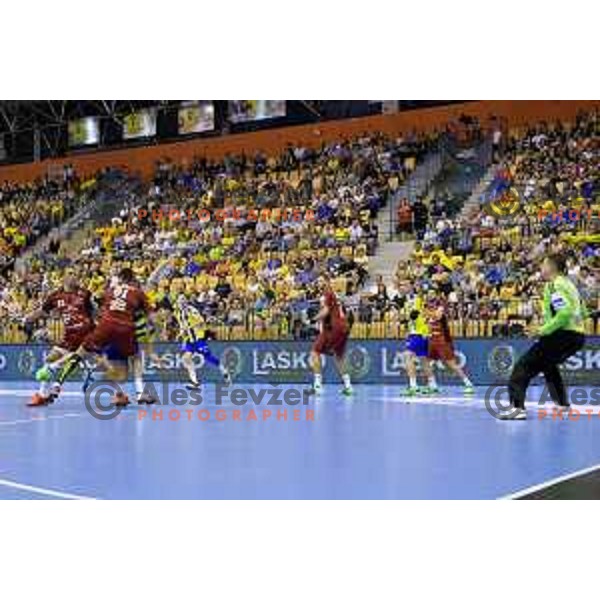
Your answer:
[0,101,462,163]
[0,100,461,135]
[0,101,173,134]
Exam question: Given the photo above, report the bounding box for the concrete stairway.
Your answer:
[375,150,444,242]
[367,240,414,286]
[368,149,445,286]
[14,171,139,274]
[367,141,497,287]
[459,162,497,219]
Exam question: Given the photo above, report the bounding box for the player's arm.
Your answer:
[24,307,45,323]
[315,304,330,322]
[408,296,423,321]
[84,290,96,319]
[541,284,552,324]
[134,287,151,315]
[24,293,55,324]
[99,288,112,311]
[433,305,444,320]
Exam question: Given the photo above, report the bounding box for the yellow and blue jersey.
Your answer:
[174,301,208,344]
[174,299,220,362]
[134,310,150,343]
[408,295,430,337]
[405,295,430,358]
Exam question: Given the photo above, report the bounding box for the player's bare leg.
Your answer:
[52,347,123,404]
[29,346,94,406]
[182,351,201,390]
[199,343,232,386]
[181,342,230,391]
[30,347,69,406]
[403,351,420,396]
[105,358,130,406]
[28,346,96,407]
[333,354,353,396]
[420,357,439,394]
[443,358,474,394]
[131,350,158,404]
[308,351,323,394]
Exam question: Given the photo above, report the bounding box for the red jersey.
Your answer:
[42,288,94,332]
[99,283,149,327]
[427,300,452,341]
[321,289,347,332]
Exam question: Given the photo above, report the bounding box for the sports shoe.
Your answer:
[402,386,419,397]
[463,384,475,395]
[306,384,323,396]
[186,381,202,392]
[27,393,52,407]
[498,408,527,421]
[222,369,232,386]
[418,386,439,395]
[111,392,130,407]
[136,393,159,405]
[341,386,354,397]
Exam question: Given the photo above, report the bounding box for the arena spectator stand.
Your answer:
[0,110,597,343]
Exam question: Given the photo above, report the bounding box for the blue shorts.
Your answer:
[180,340,209,355]
[406,334,429,357]
[103,344,130,363]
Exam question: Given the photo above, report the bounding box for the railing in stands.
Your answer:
[2,297,598,344]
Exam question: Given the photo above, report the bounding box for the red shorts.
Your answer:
[82,320,136,359]
[313,327,349,358]
[59,323,95,352]
[428,337,456,362]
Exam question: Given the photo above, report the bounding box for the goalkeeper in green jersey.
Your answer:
[502,254,586,420]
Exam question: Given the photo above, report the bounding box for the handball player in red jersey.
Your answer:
[26,274,95,406]
[426,292,474,395]
[309,277,353,396]
[52,268,153,407]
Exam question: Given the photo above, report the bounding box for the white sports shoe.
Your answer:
[498,409,527,421]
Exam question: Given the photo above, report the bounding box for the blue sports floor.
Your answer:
[1,381,600,499]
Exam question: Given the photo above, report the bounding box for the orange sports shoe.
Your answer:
[27,393,51,407]
[111,392,130,407]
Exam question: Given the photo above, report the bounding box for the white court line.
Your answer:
[498,462,600,500]
[372,395,479,407]
[0,389,81,397]
[0,477,97,500]
[0,413,84,427]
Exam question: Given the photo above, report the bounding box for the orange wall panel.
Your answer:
[1,100,598,184]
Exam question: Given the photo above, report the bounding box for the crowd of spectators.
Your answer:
[0,133,437,342]
[375,111,600,337]
[0,165,91,275]
[1,111,597,344]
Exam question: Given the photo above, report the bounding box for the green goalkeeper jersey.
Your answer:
[540,275,585,336]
